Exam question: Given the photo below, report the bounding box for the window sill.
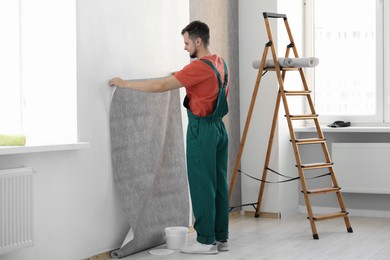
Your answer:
[295,125,390,133]
[0,142,90,155]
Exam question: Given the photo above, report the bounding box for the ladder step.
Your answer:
[309,212,349,222]
[289,114,318,120]
[294,138,326,145]
[284,90,311,96]
[300,162,333,170]
[305,187,341,195]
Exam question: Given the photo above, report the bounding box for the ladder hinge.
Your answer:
[287,43,294,48]
[266,41,272,47]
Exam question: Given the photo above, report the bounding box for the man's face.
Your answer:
[183,32,198,59]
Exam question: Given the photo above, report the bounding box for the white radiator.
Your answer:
[0,168,34,255]
[332,143,390,194]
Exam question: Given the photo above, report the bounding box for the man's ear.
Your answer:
[195,37,202,46]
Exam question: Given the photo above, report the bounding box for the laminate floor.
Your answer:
[112,213,390,260]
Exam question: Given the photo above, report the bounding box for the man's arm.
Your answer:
[109,75,182,93]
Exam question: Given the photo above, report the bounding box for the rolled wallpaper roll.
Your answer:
[252,57,319,69]
[0,134,26,146]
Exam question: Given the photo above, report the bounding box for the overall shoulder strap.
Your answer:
[200,59,228,87]
[221,59,228,87]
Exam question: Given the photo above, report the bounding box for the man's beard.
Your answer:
[190,49,197,59]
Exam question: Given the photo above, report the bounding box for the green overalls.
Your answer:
[185,59,229,245]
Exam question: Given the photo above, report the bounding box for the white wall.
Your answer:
[239,0,280,214]
[239,0,303,216]
[0,1,189,259]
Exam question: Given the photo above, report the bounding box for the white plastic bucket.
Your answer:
[164,226,189,250]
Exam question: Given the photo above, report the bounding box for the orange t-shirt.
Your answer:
[174,55,229,117]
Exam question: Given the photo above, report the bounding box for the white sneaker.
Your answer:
[217,240,229,251]
[181,241,218,255]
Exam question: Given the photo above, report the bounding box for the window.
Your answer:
[305,0,390,125]
[0,1,21,133]
[0,0,77,144]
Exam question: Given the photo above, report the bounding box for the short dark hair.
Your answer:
[181,21,210,46]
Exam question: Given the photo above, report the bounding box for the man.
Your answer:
[109,21,230,255]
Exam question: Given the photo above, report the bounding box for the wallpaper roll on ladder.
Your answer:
[0,134,26,146]
[252,57,319,69]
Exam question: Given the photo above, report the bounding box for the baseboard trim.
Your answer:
[84,251,111,260]
[244,211,281,219]
[230,210,242,219]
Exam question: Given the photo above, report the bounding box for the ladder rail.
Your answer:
[255,14,321,237]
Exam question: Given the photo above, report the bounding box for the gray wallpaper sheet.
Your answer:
[109,87,189,258]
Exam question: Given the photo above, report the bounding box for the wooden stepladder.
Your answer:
[229,12,353,239]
